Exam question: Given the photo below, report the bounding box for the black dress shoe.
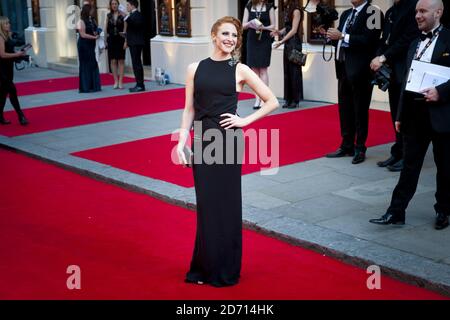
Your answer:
[326,148,355,158]
[129,86,145,93]
[0,117,11,125]
[19,116,29,126]
[286,102,298,109]
[352,152,366,164]
[377,155,399,167]
[387,159,403,172]
[369,212,405,225]
[435,212,449,230]
[282,101,292,108]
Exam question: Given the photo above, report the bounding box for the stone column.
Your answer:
[24,0,58,67]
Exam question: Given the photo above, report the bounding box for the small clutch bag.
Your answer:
[183,145,193,167]
[288,49,307,67]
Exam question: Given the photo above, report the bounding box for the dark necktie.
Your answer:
[346,9,358,33]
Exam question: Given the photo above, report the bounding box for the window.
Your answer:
[31,0,40,27]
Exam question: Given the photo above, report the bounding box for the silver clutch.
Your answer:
[183,145,193,167]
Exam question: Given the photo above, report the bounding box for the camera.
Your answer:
[372,64,392,92]
[314,3,339,31]
[15,55,30,63]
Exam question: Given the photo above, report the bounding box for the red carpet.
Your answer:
[0,90,254,137]
[0,148,445,299]
[74,105,395,188]
[15,74,136,96]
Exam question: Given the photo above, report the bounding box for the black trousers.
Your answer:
[129,45,144,87]
[0,79,24,118]
[337,64,373,153]
[387,131,450,216]
[283,45,303,104]
[388,81,403,159]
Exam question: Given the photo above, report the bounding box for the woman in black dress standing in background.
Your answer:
[177,16,279,287]
[242,0,275,109]
[77,4,101,93]
[0,16,28,125]
[105,0,126,89]
[272,0,304,109]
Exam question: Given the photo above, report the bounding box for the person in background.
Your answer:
[105,0,126,89]
[242,0,276,109]
[371,0,420,172]
[124,0,145,92]
[326,0,383,164]
[77,4,101,93]
[271,0,304,109]
[0,16,28,125]
[370,0,450,230]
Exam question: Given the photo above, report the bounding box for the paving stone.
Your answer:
[283,193,376,224]
[260,171,366,203]
[334,177,434,206]
[372,224,450,261]
[263,161,334,183]
[243,191,290,210]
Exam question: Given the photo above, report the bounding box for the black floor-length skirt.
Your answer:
[186,118,244,287]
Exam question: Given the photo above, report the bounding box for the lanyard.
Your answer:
[414,25,443,60]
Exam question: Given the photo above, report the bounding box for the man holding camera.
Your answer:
[371,0,420,172]
[370,0,450,230]
[326,0,383,164]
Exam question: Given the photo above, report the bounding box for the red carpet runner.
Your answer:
[15,74,136,96]
[73,105,395,187]
[0,89,254,137]
[0,149,445,299]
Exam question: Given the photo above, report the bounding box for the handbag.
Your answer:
[183,145,193,167]
[288,48,307,67]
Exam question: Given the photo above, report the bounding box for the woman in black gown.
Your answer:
[177,16,279,287]
[272,0,304,109]
[0,16,28,125]
[105,0,126,89]
[77,4,101,93]
[242,0,275,109]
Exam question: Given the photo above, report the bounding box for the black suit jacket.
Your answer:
[126,10,145,46]
[397,27,450,134]
[442,3,450,29]
[334,2,383,82]
[376,0,420,83]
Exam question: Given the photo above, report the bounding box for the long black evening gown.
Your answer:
[77,17,101,93]
[186,57,244,287]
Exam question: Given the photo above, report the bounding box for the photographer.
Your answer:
[0,16,28,125]
[370,0,420,172]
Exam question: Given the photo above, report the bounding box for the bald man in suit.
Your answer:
[370,0,450,230]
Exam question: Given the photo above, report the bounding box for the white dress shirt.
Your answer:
[417,24,442,62]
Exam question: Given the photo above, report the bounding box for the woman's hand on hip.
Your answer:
[220,113,248,129]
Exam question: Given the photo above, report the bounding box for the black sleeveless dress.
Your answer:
[246,2,274,68]
[106,13,126,60]
[0,38,15,83]
[186,58,244,287]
